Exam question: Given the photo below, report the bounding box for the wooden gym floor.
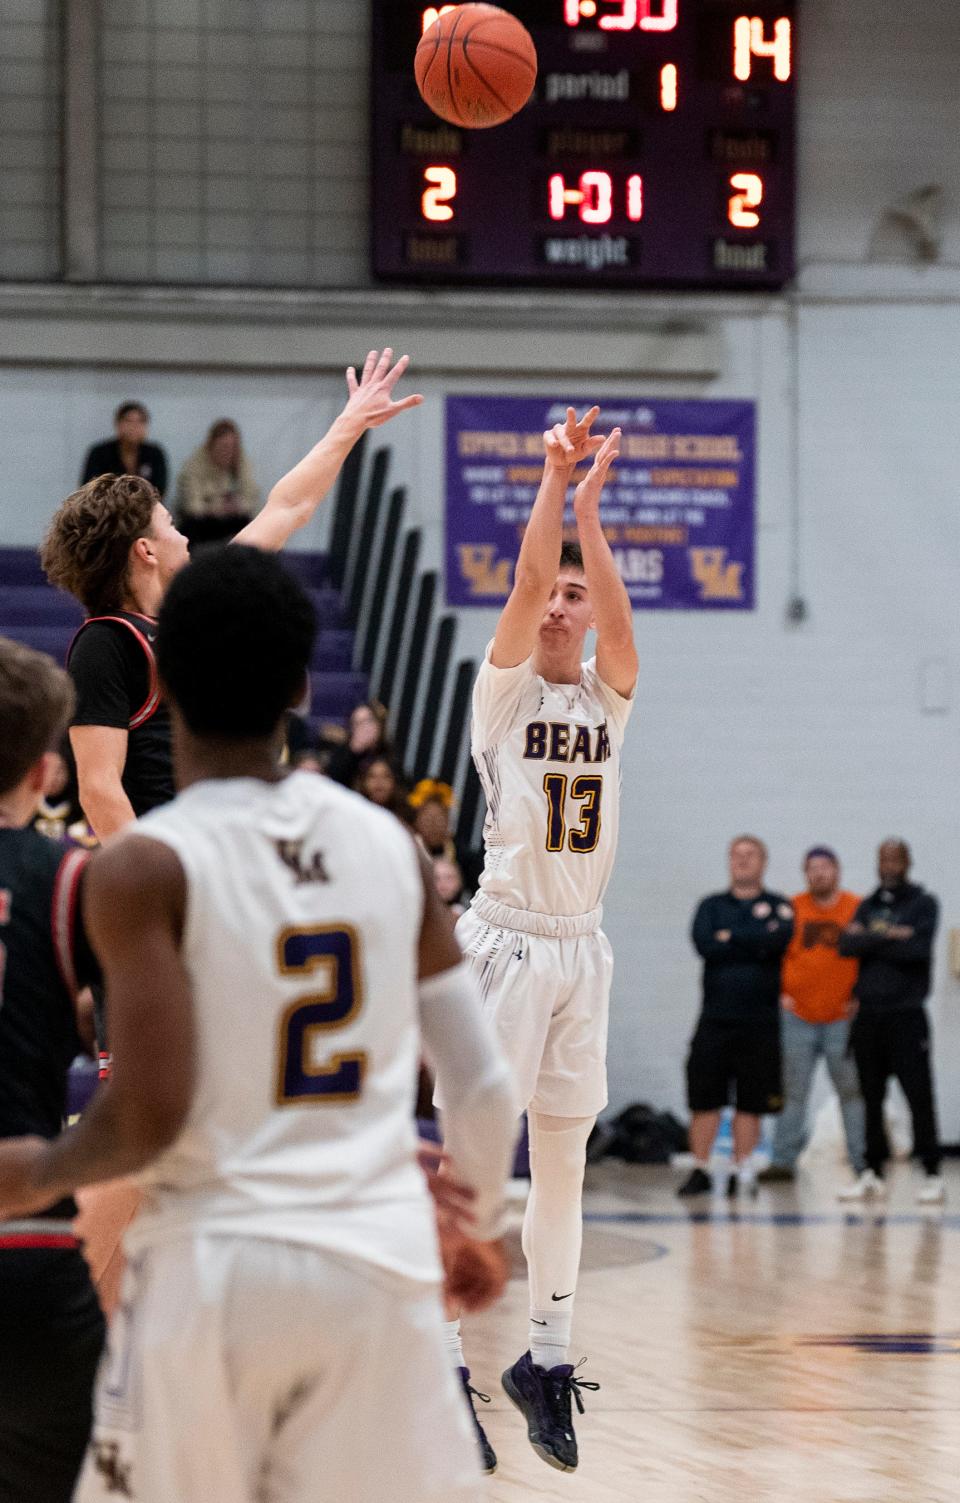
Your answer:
[463,1160,960,1503]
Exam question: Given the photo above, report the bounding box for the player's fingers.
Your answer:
[388,393,424,413]
[382,352,410,389]
[361,349,378,382]
[345,366,358,395]
[576,404,601,433]
[374,346,394,378]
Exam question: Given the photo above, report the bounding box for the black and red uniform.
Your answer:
[67,611,173,817]
[0,828,105,1503]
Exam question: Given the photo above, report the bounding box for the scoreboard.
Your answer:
[370,1,796,289]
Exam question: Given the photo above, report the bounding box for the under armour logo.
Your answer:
[458,545,513,599]
[93,1440,132,1497]
[688,547,744,602]
[274,840,330,886]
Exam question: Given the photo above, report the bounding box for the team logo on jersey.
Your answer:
[92,1440,133,1496]
[523,720,610,764]
[274,840,330,886]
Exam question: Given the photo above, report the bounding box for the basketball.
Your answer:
[415,4,538,130]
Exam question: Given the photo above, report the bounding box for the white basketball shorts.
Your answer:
[75,1234,482,1503]
[453,895,613,1119]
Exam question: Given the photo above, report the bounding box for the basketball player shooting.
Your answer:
[439,406,637,1474]
[0,546,518,1503]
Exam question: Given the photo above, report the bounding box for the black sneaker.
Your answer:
[501,1351,599,1472]
[756,1165,795,1184]
[677,1167,712,1197]
[458,1368,497,1474]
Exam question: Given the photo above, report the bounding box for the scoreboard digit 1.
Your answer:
[370,0,796,288]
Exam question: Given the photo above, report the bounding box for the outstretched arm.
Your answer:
[236,348,423,552]
[573,428,637,698]
[490,406,603,669]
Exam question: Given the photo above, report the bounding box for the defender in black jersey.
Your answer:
[41,347,423,838]
[0,637,105,1503]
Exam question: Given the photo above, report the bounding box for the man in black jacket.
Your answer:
[80,401,168,499]
[839,839,943,1204]
[679,836,794,1198]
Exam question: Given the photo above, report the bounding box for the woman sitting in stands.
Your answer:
[174,419,260,546]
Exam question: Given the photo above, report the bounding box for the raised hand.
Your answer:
[343,348,424,432]
[543,405,605,472]
[573,426,621,513]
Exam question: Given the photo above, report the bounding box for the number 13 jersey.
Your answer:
[471,644,634,919]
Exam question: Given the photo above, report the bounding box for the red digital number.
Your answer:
[728,172,763,228]
[422,166,457,222]
[548,172,643,223]
[733,16,792,81]
[564,0,678,29]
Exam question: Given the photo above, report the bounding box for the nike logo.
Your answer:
[551,1292,573,1302]
[531,1318,547,1326]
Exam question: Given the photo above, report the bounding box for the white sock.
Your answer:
[736,1158,756,1186]
[694,1158,711,1173]
[529,1307,573,1370]
[442,1318,465,1371]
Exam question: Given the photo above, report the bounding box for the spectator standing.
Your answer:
[325,701,391,788]
[409,779,458,862]
[80,401,168,498]
[174,419,261,546]
[679,836,794,1198]
[839,839,943,1204]
[757,847,865,1190]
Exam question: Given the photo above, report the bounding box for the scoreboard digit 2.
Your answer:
[370,1,796,288]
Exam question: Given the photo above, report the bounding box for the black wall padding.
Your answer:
[456,758,483,853]
[374,527,420,709]
[345,448,389,628]
[413,615,455,779]
[393,570,437,766]
[438,658,475,787]
[326,431,368,591]
[359,486,405,674]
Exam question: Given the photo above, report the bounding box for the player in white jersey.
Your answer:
[0,545,518,1503]
[439,407,637,1474]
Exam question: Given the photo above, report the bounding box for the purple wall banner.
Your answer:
[445,396,756,610]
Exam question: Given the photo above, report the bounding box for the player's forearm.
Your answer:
[514,462,570,589]
[575,504,634,646]
[78,776,137,841]
[420,964,518,1240]
[235,410,364,552]
[30,1083,184,1203]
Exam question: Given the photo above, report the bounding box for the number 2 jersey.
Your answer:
[472,644,634,919]
[124,771,440,1287]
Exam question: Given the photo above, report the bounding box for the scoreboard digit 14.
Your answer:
[370,0,796,288]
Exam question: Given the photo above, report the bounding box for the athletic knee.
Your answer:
[528,1113,594,1186]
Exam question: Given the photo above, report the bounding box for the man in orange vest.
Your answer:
[757,847,866,1193]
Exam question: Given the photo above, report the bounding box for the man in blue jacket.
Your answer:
[679,835,794,1198]
[839,839,943,1204]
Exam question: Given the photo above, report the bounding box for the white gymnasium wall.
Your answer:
[1,0,960,1126]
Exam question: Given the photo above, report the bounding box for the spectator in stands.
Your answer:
[839,839,943,1204]
[678,835,793,1199]
[325,701,391,788]
[433,854,465,918]
[408,778,458,861]
[355,753,409,819]
[174,419,261,547]
[756,847,865,1191]
[80,401,168,498]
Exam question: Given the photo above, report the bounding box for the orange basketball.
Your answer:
[415,4,538,130]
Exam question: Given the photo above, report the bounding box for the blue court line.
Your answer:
[584,1210,960,1228]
